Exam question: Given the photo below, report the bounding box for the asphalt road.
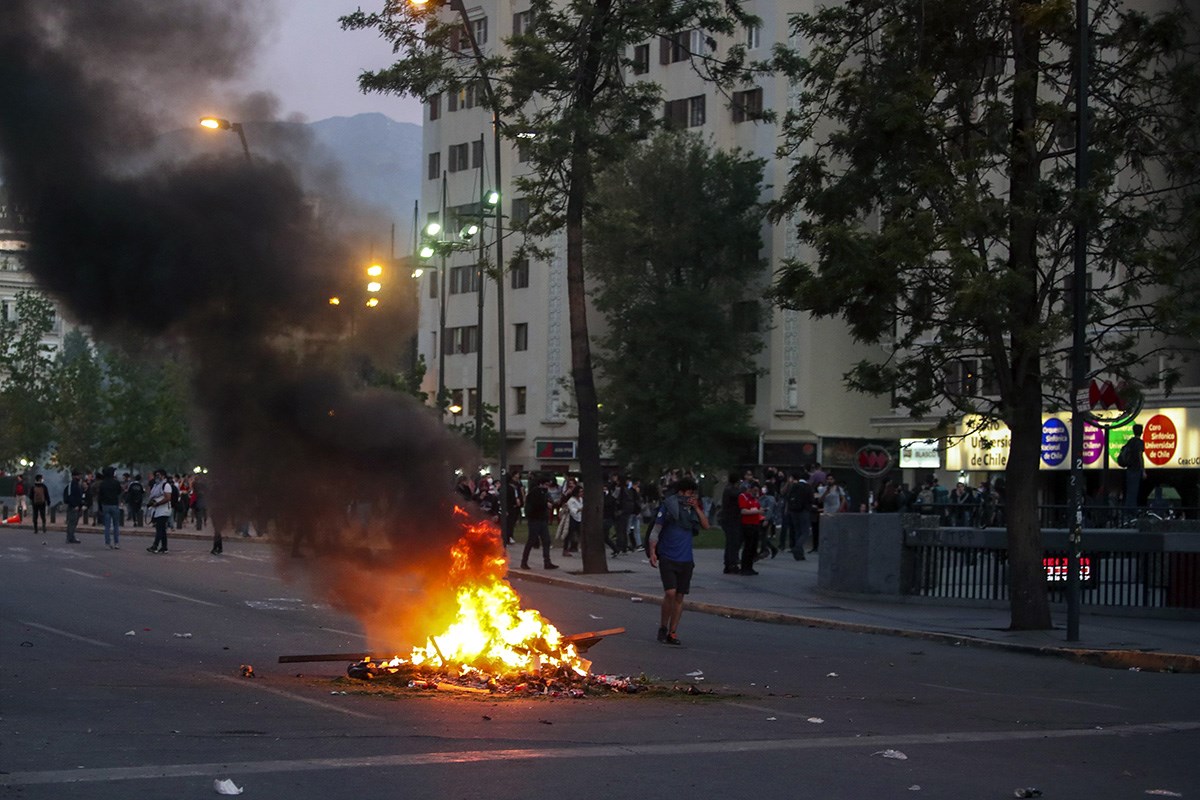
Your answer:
[2,530,1198,799]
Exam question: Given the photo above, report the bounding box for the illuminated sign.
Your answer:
[1043,556,1092,583]
[900,438,941,469]
[947,408,1200,470]
[535,440,577,460]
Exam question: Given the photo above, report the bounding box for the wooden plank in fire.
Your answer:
[278,652,376,664]
[561,627,625,652]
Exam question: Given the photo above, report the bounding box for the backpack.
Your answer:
[127,481,144,505]
[1117,440,1137,469]
[31,484,48,505]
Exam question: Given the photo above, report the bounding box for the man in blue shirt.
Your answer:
[648,476,710,646]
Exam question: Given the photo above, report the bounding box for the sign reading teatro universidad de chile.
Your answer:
[945,408,1200,471]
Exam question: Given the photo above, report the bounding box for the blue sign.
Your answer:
[1041,418,1069,467]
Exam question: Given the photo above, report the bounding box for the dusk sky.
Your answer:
[237,0,424,125]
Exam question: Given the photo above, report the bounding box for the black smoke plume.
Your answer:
[0,0,478,648]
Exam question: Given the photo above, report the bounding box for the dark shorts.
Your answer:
[658,558,695,595]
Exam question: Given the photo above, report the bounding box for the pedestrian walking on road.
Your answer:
[28,474,49,534]
[63,470,84,543]
[146,469,173,553]
[648,476,709,646]
[519,474,559,570]
[97,466,123,549]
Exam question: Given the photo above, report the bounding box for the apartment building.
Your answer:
[416,0,897,479]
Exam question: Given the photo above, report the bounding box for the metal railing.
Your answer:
[903,525,1200,611]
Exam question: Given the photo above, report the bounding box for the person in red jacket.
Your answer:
[737,482,764,576]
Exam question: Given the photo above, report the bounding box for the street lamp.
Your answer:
[410,0,510,527]
[198,117,251,161]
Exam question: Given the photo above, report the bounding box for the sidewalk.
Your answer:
[7,517,1198,672]
[508,546,1200,673]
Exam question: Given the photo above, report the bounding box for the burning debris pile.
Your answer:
[343,510,644,696]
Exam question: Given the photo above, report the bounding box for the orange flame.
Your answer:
[381,509,588,679]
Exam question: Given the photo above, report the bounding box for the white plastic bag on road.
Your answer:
[214,778,244,795]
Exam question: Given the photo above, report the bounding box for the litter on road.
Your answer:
[214,778,244,795]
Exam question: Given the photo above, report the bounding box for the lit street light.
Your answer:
[199,116,251,161]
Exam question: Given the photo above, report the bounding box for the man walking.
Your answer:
[63,470,84,543]
[786,471,814,560]
[719,471,742,574]
[97,466,123,549]
[146,469,174,553]
[28,474,49,534]
[648,477,709,646]
[518,474,558,570]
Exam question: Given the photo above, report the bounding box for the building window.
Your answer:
[450,265,481,294]
[448,88,459,112]
[472,17,488,46]
[745,24,761,49]
[450,387,464,411]
[428,93,441,121]
[689,29,710,55]
[632,43,650,74]
[511,197,530,225]
[513,10,533,35]
[431,330,437,355]
[471,138,484,168]
[732,88,764,123]
[660,30,690,64]
[517,138,531,163]
[510,258,529,289]
[664,95,705,129]
[444,325,480,355]
[428,270,438,299]
[742,373,758,406]
[427,151,441,180]
[513,386,527,416]
[514,322,529,352]
[467,387,479,416]
[448,142,470,172]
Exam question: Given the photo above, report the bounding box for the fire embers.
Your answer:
[345,658,648,697]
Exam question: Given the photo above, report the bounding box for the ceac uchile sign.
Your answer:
[946,408,1200,471]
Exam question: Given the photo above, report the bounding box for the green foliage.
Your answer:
[99,344,196,470]
[588,130,766,475]
[49,329,105,470]
[770,0,1200,423]
[448,401,501,459]
[0,290,56,466]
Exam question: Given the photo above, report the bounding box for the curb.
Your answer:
[508,570,1200,674]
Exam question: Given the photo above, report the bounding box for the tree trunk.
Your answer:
[566,0,614,575]
[1004,1,1052,630]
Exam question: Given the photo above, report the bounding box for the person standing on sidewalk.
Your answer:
[719,471,743,574]
[14,475,26,519]
[647,476,709,646]
[28,474,49,534]
[63,470,84,544]
[97,466,123,549]
[737,481,764,575]
[146,468,174,553]
[786,471,815,560]
[518,474,559,570]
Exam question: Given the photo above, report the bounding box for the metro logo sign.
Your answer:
[854,445,892,478]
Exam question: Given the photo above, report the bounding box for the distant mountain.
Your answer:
[308,113,422,228]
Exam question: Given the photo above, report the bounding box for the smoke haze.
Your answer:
[0,0,479,649]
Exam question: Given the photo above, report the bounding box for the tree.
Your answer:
[588,129,766,477]
[0,289,56,467]
[769,0,1200,629]
[99,344,196,471]
[344,0,759,572]
[50,329,105,470]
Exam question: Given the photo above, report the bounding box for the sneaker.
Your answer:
[147,547,158,553]
[519,563,531,570]
[544,563,560,570]
[793,550,806,561]
[723,566,738,574]
[657,626,668,643]
[664,633,682,646]
[739,569,759,576]
[106,543,113,549]
[112,544,120,550]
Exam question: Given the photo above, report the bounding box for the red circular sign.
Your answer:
[1143,414,1178,466]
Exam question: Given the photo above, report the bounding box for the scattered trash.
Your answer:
[20,641,32,647]
[240,664,254,678]
[538,719,553,725]
[826,672,839,677]
[630,597,644,603]
[1145,791,1183,798]
[807,717,824,724]
[329,691,347,695]
[873,749,908,760]
[685,670,704,677]
[173,633,193,639]
[1129,667,1142,672]
[1013,789,1042,798]
[908,786,921,792]
[588,615,603,620]
[482,715,492,721]
[766,717,777,721]
[124,631,136,636]
[213,778,244,795]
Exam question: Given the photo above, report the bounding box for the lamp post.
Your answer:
[412,0,510,530]
[198,117,251,161]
